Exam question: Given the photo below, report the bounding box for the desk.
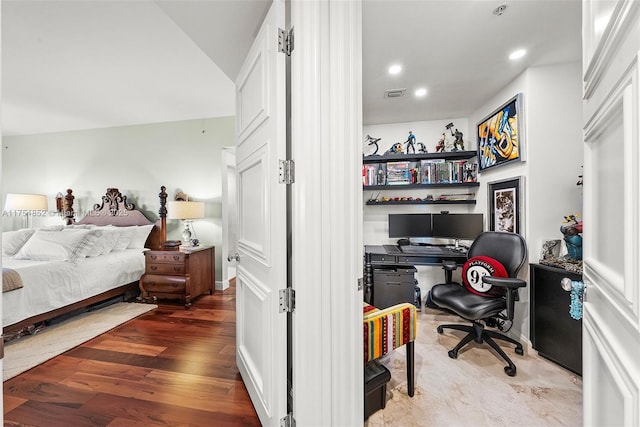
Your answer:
[364,245,467,302]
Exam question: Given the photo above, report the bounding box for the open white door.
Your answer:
[234,1,287,425]
[582,2,640,425]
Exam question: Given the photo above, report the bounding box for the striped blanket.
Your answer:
[3,268,23,293]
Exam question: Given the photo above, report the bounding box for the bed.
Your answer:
[2,186,168,337]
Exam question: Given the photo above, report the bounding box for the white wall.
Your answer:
[364,62,583,342]
[2,116,235,281]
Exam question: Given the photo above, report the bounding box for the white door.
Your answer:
[234,1,287,425]
[582,1,640,425]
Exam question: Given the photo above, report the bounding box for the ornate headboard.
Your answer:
[66,186,167,249]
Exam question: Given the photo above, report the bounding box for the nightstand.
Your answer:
[139,245,215,308]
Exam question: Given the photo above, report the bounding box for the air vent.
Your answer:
[385,88,406,98]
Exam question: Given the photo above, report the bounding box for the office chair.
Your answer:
[429,231,527,376]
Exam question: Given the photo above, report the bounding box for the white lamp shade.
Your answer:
[167,201,205,220]
[4,193,48,211]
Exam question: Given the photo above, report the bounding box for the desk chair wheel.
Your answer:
[437,326,444,334]
[504,366,517,377]
[448,349,458,359]
[515,346,524,356]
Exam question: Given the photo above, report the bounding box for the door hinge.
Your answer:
[278,27,294,56]
[279,288,295,313]
[279,159,295,184]
[280,412,295,427]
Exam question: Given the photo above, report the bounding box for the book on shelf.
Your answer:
[386,161,411,185]
[420,159,477,184]
[362,164,387,186]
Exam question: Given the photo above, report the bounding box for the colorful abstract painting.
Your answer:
[477,94,523,171]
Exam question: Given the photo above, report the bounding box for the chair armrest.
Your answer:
[482,276,526,321]
[442,260,458,271]
[441,260,458,284]
[482,276,526,289]
[363,302,417,363]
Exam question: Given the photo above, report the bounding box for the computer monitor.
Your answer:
[388,214,433,238]
[432,213,484,240]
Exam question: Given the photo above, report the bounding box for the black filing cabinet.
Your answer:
[372,266,416,309]
[530,264,582,375]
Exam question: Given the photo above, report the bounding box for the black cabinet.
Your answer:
[371,266,416,309]
[530,264,582,375]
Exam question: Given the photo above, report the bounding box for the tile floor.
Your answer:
[366,308,583,427]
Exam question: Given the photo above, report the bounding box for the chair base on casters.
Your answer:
[436,321,524,377]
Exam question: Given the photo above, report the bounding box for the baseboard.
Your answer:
[216,280,230,291]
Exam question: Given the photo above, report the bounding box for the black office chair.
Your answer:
[429,231,527,376]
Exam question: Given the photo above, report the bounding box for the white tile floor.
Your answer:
[366,308,583,427]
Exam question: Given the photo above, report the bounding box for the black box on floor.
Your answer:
[364,361,391,419]
[372,266,417,309]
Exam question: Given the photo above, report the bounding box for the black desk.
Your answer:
[364,244,467,301]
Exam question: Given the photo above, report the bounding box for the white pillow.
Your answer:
[112,226,135,251]
[128,224,154,249]
[71,230,102,262]
[2,229,36,256]
[65,224,95,230]
[14,229,95,262]
[86,228,120,257]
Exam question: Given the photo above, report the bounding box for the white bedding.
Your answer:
[3,249,145,327]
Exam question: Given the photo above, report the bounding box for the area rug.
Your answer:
[3,302,157,381]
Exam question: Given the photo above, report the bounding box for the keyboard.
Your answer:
[400,245,443,255]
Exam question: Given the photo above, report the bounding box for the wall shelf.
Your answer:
[363,150,477,164]
[364,182,479,190]
[366,199,476,206]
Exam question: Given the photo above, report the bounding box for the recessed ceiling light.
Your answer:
[493,4,508,16]
[388,64,402,75]
[415,88,427,97]
[509,49,526,60]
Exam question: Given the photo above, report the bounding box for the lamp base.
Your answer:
[182,222,192,243]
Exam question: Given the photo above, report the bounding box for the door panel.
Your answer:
[237,33,269,145]
[234,1,286,425]
[582,1,640,425]
[238,145,269,263]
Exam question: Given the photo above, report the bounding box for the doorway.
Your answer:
[221,146,237,290]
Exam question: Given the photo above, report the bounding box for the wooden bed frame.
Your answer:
[3,186,168,336]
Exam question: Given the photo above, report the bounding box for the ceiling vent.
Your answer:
[384,88,406,98]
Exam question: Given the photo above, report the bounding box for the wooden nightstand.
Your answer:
[139,245,215,308]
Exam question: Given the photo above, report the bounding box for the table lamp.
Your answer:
[4,193,48,228]
[167,200,205,245]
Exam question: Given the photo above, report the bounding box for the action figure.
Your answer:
[444,122,456,151]
[364,134,381,156]
[416,142,428,153]
[404,131,416,154]
[561,215,583,260]
[435,133,446,152]
[453,129,465,151]
[384,142,403,155]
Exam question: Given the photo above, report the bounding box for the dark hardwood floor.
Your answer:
[3,282,261,426]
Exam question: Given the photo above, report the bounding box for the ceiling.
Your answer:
[1,0,581,136]
[362,0,581,125]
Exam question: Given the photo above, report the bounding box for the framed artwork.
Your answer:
[477,93,524,171]
[488,176,523,234]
